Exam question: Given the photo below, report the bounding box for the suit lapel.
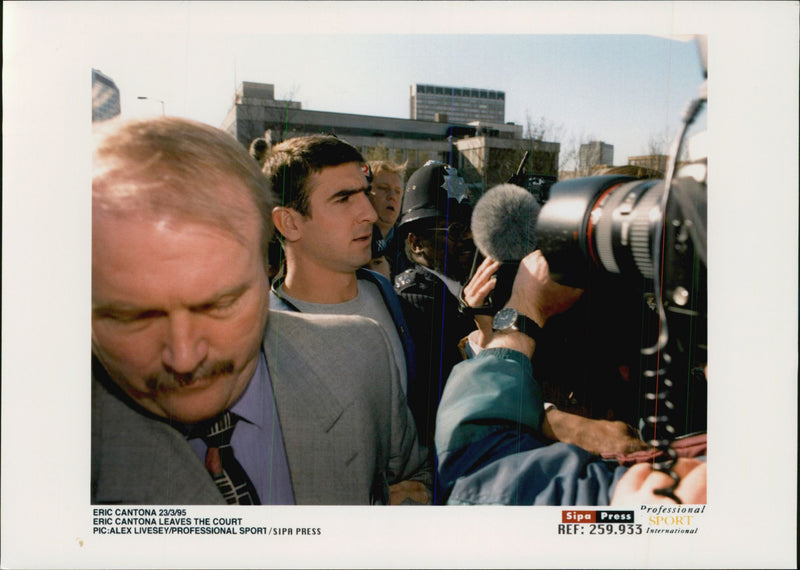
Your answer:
[92,372,225,505]
[263,312,356,503]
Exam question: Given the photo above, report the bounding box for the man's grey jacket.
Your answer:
[92,310,430,505]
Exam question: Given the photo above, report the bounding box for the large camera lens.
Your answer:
[536,175,665,288]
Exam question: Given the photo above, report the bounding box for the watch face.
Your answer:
[493,307,518,330]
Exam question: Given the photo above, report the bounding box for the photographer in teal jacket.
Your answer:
[435,251,707,506]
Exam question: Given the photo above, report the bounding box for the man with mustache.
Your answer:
[91,117,428,505]
[264,135,431,504]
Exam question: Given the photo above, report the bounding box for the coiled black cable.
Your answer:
[641,80,706,503]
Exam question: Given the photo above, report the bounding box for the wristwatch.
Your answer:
[492,307,542,341]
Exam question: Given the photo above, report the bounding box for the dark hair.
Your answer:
[262,135,365,217]
[249,137,270,166]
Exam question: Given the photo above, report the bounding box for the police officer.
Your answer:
[393,161,478,457]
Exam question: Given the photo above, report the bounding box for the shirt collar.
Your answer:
[229,351,268,429]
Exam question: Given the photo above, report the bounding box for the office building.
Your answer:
[456,121,559,191]
[410,84,505,124]
[221,81,558,194]
[222,82,471,175]
[628,154,668,174]
[579,141,614,170]
[92,69,121,122]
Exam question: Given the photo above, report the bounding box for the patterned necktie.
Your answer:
[201,411,260,505]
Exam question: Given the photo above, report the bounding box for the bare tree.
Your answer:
[558,132,581,174]
[647,128,693,163]
[519,112,565,178]
[524,112,566,142]
[645,130,670,156]
[557,129,596,177]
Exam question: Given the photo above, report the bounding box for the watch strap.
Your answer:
[514,314,542,341]
[493,307,543,341]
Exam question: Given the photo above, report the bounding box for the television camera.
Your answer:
[467,37,708,503]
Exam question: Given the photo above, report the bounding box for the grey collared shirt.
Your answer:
[189,352,296,504]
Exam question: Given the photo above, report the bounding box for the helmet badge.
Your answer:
[442,166,469,204]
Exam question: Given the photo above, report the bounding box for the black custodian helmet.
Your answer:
[398,161,472,230]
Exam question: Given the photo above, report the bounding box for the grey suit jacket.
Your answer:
[91,310,430,505]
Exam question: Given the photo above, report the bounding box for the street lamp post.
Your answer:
[137,96,165,116]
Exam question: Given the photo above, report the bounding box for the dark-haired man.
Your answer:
[263,135,431,504]
[92,118,427,505]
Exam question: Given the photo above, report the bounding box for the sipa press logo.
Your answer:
[558,510,641,536]
[562,510,634,523]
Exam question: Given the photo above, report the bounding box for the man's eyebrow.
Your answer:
[329,187,368,201]
[190,283,249,309]
[93,283,250,316]
[92,302,152,317]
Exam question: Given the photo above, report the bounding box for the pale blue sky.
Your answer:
[95,32,705,165]
[80,4,707,164]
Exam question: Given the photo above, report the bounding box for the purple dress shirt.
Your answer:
[189,352,296,504]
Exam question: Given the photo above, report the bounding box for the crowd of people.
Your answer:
[91,116,706,506]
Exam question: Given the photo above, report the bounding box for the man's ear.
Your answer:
[272,207,303,242]
[407,231,426,254]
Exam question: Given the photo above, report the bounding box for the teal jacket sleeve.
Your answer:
[435,348,544,455]
[435,348,628,505]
